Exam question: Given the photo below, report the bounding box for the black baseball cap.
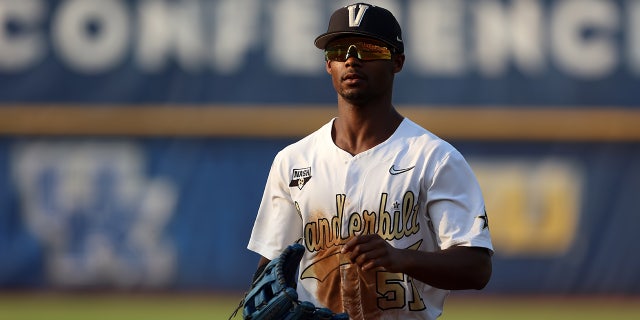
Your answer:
[314,3,404,53]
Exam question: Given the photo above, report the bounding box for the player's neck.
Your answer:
[332,105,403,156]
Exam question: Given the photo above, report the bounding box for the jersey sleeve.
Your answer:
[426,150,493,253]
[247,152,304,260]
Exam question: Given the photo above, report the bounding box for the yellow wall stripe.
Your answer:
[1,105,639,141]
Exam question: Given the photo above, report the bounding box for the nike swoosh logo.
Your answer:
[396,36,403,42]
[389,165,415,175]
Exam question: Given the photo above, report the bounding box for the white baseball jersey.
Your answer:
[248,118,493,320]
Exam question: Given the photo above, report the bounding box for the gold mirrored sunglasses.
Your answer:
[324,39,393,62]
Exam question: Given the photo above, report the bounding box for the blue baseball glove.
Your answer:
[230,243,349,320]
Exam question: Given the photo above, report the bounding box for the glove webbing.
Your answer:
[229,244,349,320]
[229,245,300,319]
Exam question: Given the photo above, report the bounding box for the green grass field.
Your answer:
[0,292,638,320]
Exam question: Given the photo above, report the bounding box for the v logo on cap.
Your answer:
[347,4,369,27]
[314,3,405,53]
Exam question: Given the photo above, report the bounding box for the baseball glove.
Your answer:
[230,243,349,320]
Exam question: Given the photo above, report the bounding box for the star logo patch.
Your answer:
[477,209,490,230]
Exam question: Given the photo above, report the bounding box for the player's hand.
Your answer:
[341,234,402,272]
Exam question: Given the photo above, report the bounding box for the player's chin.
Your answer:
[339,88,369,102]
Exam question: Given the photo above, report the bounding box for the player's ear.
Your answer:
[325,60,332,74]
[392,53,405,73]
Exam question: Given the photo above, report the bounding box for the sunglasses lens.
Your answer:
[325,46,350,62]
[325,41,392,62]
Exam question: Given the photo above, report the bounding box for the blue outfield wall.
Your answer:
[1,0,640,294]
[1,137,639,294]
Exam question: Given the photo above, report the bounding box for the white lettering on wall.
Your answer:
[628,0,640,73]
[209,0,260,74]
[471,0,545,77]
[551,0,619,79]
[0,0,638,78]
[267,0,322,74]
[52,0,129,73]
[0,0,45,71]
[410,0,466,75]
[136,0,206,72]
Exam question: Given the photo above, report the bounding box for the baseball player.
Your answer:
[247,3,493,319]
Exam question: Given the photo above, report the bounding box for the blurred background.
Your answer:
[1,0,639,318]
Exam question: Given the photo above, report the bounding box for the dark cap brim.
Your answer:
[314,31,399,52]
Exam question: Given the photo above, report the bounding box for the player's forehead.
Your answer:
[326,36,389,48]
